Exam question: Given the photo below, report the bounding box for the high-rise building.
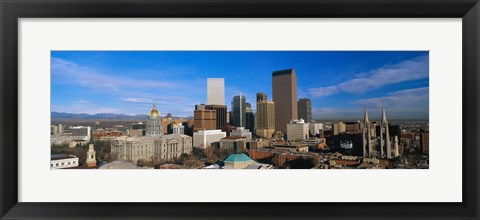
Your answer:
[272,68,298,133]
[193,104,216,131]
[207,78,225,105]
[245,103,255,133]
[286,119,309,141]
[256,93,275,138]
[231,94,246,128]
[205,104,227,129]
[256,93,267,102]
[297,98,312,122]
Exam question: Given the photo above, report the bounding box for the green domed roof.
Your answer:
[224,153,252,163]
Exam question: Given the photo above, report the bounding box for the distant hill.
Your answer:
[51,112,148,120]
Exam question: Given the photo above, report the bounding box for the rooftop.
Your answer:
[224,153,252,163]
[272,68,295,77]
[51,154,77,160]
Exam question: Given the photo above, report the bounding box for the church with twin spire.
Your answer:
[362,107,399,159]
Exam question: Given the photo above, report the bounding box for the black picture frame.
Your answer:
[1,0,479,219]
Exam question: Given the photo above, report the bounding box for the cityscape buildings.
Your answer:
[50,53,429,170]
[110,104,193,163]
[272,68,298,134]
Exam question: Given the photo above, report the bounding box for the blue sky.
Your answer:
[51,51,429,120]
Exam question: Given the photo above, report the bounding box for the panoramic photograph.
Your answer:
[50,51,429,169]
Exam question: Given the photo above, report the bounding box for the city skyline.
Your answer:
[51,51,429,120]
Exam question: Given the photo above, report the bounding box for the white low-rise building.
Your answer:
[50,154,79,169]
[172,123,185,135]
[71,126,91,141]
[193,129,226,149]
[309,122,324,136]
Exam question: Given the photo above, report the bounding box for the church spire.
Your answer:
[381,106,388,124]
[364,107,369,123]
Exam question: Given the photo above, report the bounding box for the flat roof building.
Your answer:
[287,119,309,141]
[193,129,226,149]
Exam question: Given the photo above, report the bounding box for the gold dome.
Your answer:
[148,103,160,117]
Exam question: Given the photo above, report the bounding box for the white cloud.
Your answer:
[308,55,429,97]
[352,87,429,108]
[51,57,178,94]
[51,100,122,115]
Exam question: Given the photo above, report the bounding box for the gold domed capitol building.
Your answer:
[111,103,193,163]
[146,102,162,136]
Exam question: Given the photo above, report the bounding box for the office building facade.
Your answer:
[193,104,217,131]
[272,68,298,134]
[207,78,225,105]
[297,98,312,122]
[205,104,227,129]
[231,94,246,128]
[286,119,309,141]
[255,93,275,138]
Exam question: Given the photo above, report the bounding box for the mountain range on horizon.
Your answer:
[51,112,194,120]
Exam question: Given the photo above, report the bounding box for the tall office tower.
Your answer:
[272,68,298,134]
[245,103,255,132]
[256,92,267,102]
[379,107,392,159]
[297,98,312,122]
[207,78,225,105]
[362,108,373,157]
[193,104,217,131]
[246,112,255,133]
[205,104,227,129]
[256,94,275,138]
[231,94,246,127]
